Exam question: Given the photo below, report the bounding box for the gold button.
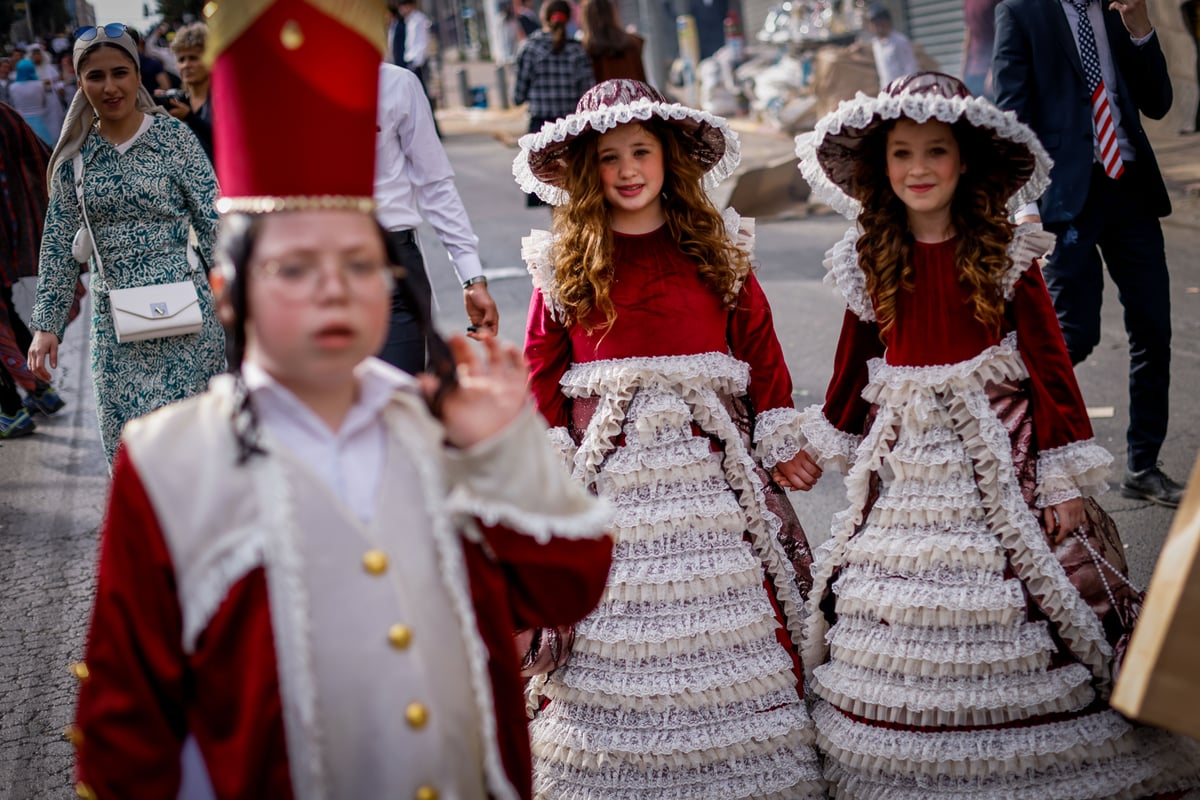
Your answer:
[70,662,90,683]
[280,19,305,50]
[75,783,98,800]
[416,786,439,800]
[362,549,388,575]
[405,702,429,729]
[388,624,412,650]
[63,725,84,747]
[202,1,218,19]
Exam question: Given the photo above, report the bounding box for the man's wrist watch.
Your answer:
[462,275,488,289]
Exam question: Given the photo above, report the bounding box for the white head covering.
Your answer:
[47,25,166,185]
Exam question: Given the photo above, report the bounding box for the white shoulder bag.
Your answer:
[72,152,204,344]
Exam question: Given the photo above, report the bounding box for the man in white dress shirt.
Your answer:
[866,4,919,89]
[376,62,498,373]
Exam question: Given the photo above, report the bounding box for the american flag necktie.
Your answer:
[1072,0,1125,179]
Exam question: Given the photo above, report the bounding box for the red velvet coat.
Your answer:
[73,448,612,800]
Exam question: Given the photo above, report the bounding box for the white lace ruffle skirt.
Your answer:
[530,387,825,800]
[806,355,1200,798]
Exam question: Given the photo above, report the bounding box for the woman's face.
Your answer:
[243,210,393,391]
[597,122,666,233]
[79,46,141,125]
[175,47,207,86]
[885,118,965,228]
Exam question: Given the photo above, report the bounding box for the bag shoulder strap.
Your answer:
[73,151,107,288]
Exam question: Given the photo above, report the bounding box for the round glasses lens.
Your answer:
[103,23,128,38]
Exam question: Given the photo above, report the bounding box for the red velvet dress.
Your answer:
[798,229,1200,797]
[522,223,825,799]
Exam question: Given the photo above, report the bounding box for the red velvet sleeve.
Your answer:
[727,271,794,414]
[479,525,613,630]
[524,288,573,429]
[824,308,886,435]
[74,447,187,798]
[1010,265,1094,451]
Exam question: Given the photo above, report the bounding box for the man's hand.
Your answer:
[1109,0,1153,38]
[464,283,499,340]
[771,449,823,491]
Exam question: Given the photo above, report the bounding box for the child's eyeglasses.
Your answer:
[74,23,130,43]
[255,259,398,301]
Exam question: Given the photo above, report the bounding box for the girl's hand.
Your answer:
[27,331,59,382]
[421,335,529,449]
[772,449,822,491]
[1041,497,1086,545]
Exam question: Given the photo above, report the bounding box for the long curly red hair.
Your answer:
[852,119,1015,336]
[550,119,748,331]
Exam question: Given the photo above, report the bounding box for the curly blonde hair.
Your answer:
[170,22,207,55]
[551,119,749,331]
[853,119,1015,336]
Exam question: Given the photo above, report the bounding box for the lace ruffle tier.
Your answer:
[531,353,824,799]
[802,337,1200,797]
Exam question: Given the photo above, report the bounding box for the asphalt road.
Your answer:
[0,130,1196,798]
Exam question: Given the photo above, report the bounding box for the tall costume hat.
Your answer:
[206,0,384,214]
[513,78,741,206]
[794,71,1053,220]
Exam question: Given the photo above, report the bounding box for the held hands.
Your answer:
[771,449,823,492]
[421,335,528,449]
[1041,497,1086,544]
[26,331,59,382]
[463,284,499,341]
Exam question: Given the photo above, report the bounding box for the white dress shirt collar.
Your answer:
[242,357,417,522]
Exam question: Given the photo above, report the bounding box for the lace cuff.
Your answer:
[795,405,862,473]
[753,407,804,471]
[546,425,578,475]
[444,406,611,542]
[1035,439,1112,508]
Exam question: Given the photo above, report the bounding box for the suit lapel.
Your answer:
[1047,0,1087,83]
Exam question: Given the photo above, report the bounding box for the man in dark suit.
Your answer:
[993,0,1183,507]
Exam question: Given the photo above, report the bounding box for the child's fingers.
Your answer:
[446,335,478,375]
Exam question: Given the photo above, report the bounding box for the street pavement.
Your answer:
[0,109,1197,797]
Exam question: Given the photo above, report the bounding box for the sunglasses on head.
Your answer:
[75,23,130,42]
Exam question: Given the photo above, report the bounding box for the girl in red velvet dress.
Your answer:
[513,79,826,799]
[791,71,1200,797]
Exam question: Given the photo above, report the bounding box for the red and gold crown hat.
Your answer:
[205,0,385,214]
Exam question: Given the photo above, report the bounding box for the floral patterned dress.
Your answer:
[31,114,225,464]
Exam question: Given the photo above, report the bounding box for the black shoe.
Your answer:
[1120,464,1184,509]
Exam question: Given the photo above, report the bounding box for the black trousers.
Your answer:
[0,284,34,414]
[1042,162,1171,471]
[377,229,434,375]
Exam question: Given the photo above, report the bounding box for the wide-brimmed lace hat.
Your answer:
[794,71,1052,220]
[513,79,741,206]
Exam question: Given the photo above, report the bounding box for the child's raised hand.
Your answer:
[1041,497,1086,545]
[772,449,822,492]
[422,335,530,449]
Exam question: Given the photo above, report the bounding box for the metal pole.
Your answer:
[494,64,510,109]
[457,67,472,107]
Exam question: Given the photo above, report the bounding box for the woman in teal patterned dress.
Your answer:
[26,25,224,465]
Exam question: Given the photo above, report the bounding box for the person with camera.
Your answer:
[160,22,212,164]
